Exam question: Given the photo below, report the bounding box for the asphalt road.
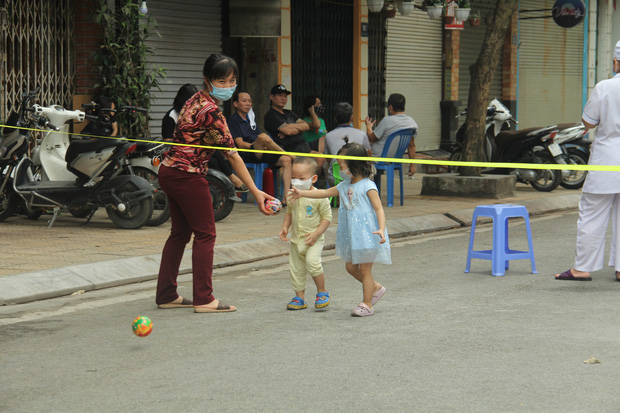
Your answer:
[2,211,620,412]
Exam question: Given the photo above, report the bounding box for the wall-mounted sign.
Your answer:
[361,22,368,38]
[552,0,586,28]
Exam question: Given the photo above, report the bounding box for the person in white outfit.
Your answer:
[555,41,620,281]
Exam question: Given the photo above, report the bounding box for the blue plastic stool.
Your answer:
[241,163,267,203]
[465,204,537,277]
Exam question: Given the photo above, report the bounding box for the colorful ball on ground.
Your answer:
[265,198,283,215]
[132,316,153,337]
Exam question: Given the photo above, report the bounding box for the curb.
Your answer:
[0,195,581,305]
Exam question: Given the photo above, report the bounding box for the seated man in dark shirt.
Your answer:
[263,84,312,154]
[228,90,293,193]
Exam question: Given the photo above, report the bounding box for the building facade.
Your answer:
[1,0,617,149]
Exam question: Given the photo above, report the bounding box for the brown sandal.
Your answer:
[158,296,193,309]
[194,301,237,313]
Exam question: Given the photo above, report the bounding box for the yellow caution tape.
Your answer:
[2,123,618,171]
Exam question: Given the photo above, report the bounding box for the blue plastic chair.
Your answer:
[328,162,343,207]
[374,128,415,207]
[465,204,537,277]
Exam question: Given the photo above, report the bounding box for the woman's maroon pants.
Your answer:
[156,165,216,306]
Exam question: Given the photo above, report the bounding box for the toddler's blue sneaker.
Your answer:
[287,297,307,310]
[315,292,330,309]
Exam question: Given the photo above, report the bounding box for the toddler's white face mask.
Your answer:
[291,178,313,190]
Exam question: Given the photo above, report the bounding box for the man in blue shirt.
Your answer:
[228,90,293,193]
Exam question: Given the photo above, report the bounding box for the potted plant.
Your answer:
[455,0,471,21]
[423,0,443,19]
[368,0,385,12]
[468,10,481,26]
[386,5,397,18]
[397,0,415,16]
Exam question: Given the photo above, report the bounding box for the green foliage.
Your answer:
[458,0,471,8]
[93,0,166,138]
[423,0,444,6]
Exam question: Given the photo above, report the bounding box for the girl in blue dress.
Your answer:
[289,142,390,317]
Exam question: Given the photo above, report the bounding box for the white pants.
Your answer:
[574,192,620,272]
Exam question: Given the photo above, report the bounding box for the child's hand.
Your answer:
[278,227,289,242]
[373,229,386,244]
[286,188,302,204]
[304,231,319,246]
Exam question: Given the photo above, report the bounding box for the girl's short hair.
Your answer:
[337,141,375,179]
[173,83,198,112]
[202,54,239,81]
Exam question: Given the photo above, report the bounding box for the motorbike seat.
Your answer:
[556,122,581,131]
[494,126,556,147]
[65,138,125,164]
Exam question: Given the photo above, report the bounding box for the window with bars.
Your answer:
[367,9,387,124]
[0,0,75,120]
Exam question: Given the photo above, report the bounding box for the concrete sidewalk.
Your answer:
[0,174,582,305]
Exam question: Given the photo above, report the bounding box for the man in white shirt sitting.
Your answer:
[365,93,418,177]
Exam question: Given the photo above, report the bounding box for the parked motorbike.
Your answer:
[126,136,237,222]
[1,89,154,229]
[554,122,589,190]
[449,99,564,192]
[0,99,33,221]
[80,102,237,223]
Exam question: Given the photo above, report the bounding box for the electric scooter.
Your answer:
[4,89,154,229]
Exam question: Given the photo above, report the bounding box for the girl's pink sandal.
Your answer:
[351,303,375,317]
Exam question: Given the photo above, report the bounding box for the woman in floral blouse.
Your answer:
[155,54,273,313]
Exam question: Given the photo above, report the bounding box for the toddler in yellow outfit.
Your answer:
[279,157,332,310]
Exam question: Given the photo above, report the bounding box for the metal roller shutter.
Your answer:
[145,0,222,134]
[457,0,503,117]
[517,0,583,128]
[385,11,443,151]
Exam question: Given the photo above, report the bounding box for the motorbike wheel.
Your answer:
[205,173,234,222]
[529,152,563,192]
[0,185,18,221]
[560,148,588,190]
[105,182,154,229]
[132,167,170,226]
[448,150,463,173]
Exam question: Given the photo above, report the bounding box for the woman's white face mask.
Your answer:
[291,177,313,190]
